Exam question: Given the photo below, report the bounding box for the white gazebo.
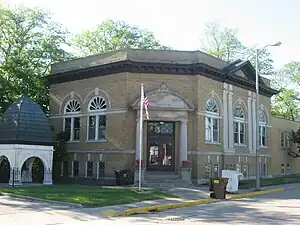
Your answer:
[0,94,54,186]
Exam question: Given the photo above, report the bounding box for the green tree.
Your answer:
[289,127,300,158]
[200,22,246,62]
[0,6,72,115]
[271,87,299,121]
[284,61,300,87]
[199,22,274,75]
[271,62,300,121]
[73,20,171,56]
[52,131,69,181]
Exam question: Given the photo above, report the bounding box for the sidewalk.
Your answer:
[99,183,295,217]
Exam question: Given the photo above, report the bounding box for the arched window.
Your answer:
[259,110,267,147]
[205,99,220,143]
[64,99,81,141]
[87,96,107,141]
[233,103,246,145]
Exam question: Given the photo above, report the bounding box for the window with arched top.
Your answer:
[259,110,267,147]
[205,99,219,113]
[89,96,107,111]
[87,96,107,141]
[233,103,246,145]
[63,99,81,142]
[205,99,220,143]
[65,99,81,113]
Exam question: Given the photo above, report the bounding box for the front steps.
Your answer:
[143,171,193,190]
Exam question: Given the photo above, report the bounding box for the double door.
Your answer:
[147,137,174,172]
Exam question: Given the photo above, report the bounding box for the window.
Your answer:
[281,132,291,149]
[286,164,291,175]
[64,99,81,141]
[87,96,107,141]
[236,163,241,172]
[98,161,105,179]
[213,164,219,178]
[205,99,220,143]
[242,163,248,178]
[233,103,246,145]
[63,161,68,177]
[87,161,93,178]
[204,163,212,179]
[261,159,268,177]
[259,110,267,147]
[73,161,79,177]
[281,164,285,175]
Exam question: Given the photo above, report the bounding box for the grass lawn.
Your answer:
[239,176,300,189]
[0,185,176,207]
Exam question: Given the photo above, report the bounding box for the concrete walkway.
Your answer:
[99,183,297,216]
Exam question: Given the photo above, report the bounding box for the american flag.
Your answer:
[143,88,150,119]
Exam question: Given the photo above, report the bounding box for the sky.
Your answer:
[1,0,300,70]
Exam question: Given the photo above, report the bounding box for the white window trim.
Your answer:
[63,99,81,142]
[281,132,291,149]
[233,119,246,146]
[86,96,108,142]
[86,115,107,142]
[63,116,81,142]
[205,112,220,144]
[259,122,267,147]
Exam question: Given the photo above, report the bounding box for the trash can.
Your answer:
[114,170,122,186]
[210,177,229,199]
[209,178,214,191]
[114,169,133,186]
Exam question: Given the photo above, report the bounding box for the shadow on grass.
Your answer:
[0,184,178,222]
[0,184,175,208]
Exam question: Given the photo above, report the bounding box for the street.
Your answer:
[1,185,300,225]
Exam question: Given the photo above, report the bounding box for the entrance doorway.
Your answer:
[147,121,175,172]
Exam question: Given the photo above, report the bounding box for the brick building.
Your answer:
[47,48,300,186]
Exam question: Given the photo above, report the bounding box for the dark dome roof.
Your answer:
[0,95,53,146]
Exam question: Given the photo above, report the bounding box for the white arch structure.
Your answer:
[0,144,53,186]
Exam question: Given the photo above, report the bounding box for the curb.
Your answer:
[0,192,83,208]
[101,188,285,217]
[102,198,215,217]
[227,188,284,200]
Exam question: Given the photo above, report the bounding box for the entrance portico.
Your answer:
[132,83,194,185]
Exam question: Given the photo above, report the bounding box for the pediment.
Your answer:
[222,60,266,86]
[132,83,195,111]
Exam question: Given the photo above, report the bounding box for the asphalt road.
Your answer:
[1,184,300,225]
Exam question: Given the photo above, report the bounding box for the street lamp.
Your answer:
[255,41,281,190]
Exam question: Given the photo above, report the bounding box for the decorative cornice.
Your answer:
[47,60,278,97]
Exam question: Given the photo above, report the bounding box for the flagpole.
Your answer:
[138,83,144,192]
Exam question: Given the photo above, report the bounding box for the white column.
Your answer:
[135,118,140,160]
[179,119,188,163]
[43,168,53,185]
[223,89,229,151]
[247,92,253,152]
[252,96,257,153]
[228,92,234,150]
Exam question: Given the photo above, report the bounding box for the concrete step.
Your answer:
[143,171,192,190]
[144,172,180,179]
[144,182,193,190]
[144,177,181,182]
